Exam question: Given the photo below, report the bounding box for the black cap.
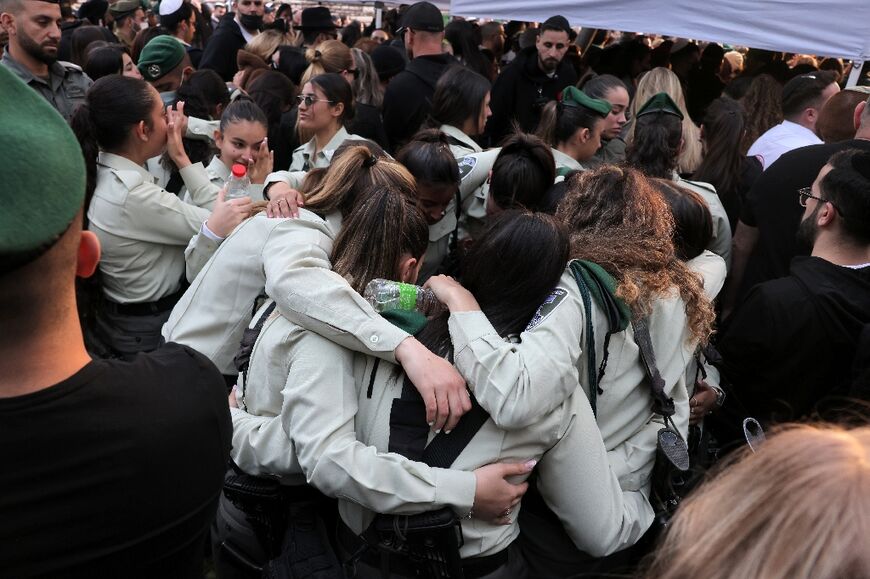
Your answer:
[399,1,443,33]
[541,15,571,36]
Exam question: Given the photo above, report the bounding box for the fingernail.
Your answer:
[524,460,537,470]
[435,429,441,434]
[444,429,452,434]
[428,421,435,427]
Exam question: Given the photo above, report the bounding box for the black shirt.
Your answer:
[0,343,232,578]
[737,138,870,304]
[720,257,870,425]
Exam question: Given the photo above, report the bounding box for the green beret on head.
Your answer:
[0,65,85,265]
[636,92,684,120]
[109,0,140,16]
[560,86,612,117]
[138,35,185,81]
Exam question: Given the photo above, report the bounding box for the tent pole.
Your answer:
[375,1,383,29]
[846,60,864,87]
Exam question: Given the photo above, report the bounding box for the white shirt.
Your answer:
[747,120,822,170]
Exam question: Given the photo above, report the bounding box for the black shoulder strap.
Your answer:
[388,358,490,469]
[233,300,278,387]
[631,317,674,418]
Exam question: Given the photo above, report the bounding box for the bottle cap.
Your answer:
[231,163,247,178]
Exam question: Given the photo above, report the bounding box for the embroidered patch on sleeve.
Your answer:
[457,155,478,181]
[525,288,567,331]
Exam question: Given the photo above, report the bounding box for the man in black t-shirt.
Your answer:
[0,64,231,578]
[722,94,870,317]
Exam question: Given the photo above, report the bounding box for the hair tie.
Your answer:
[363,154,378,168]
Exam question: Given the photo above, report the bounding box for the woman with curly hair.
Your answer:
[740,74,783,153]
[426,165,723,578]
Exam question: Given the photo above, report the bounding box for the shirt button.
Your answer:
[370,335,380,344]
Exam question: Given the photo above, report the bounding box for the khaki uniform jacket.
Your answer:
[551,147,585,177]
[87,152,212,303]
[180,156,265,210]
[229,304,475,514]
[440,124,483,158]
[446,253,726,489]
[163,211,409,375]
[341,346,653,559]
[0,52,91,122]
[674,174,733,270]
[288,126,367,172]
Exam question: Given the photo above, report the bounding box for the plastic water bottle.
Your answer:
[226,163,250,200]
[364,279,445,317]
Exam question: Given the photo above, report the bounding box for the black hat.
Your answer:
[371,45,406,82]
[541,15,571,36]
[78,0,108,23]
[297,6,335,31]
[398,1,443,33]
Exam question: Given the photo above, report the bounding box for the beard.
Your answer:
[795,205,820,253]
[18,29,58,65]
[538,55,559,73]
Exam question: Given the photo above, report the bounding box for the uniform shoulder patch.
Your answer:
[525,288,568,331]
[457,155,478,181]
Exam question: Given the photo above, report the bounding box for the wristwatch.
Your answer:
[711,384,726,407]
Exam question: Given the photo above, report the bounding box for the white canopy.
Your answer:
[448,0,870,62]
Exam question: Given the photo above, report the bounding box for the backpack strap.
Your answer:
[234,299,278,388]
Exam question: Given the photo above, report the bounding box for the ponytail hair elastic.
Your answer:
[363,154,378,168]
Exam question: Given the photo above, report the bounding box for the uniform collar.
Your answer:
[207,155,231,181]
[440,124,482,153]
[0,49,68,90]
[98,152,157,185]
[551,147,584,172]
[302,126,351,165]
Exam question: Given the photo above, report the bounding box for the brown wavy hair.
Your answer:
[641,423,870,579]
[555,165,714,344]
[740,74,783,153]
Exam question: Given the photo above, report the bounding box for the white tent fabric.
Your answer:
[449,0,870,62]
[314,0,451,11]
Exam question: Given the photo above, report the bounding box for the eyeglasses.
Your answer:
[797,186,839,212]
[296,94,335,107]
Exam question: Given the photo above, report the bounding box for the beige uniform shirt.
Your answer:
[674,174,733,270]
[87,152,211,303]
[288,126,366,171]
[446,256,726,492]
[440,124,483,158]
[229,303,475,513]
[163,211,409,375]
[551,147,585,177]
[180,156,265,210]
[341,349,653,559]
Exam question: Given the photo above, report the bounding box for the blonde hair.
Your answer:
[642,423,870,579]
[300,39,353,86]
[629,68,702,174]
[245,29,294,62]
[304,142,416,217]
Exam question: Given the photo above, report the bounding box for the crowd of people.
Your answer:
[1,0,870,577]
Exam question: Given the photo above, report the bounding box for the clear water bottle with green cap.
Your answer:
[363,279,445,317]
[226,163,250,200]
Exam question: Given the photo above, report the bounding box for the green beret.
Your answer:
[109,0,140,16]
[636,92,684,120]
[0,65,85,260]
[560,86,612,117]
[138,35,185,81]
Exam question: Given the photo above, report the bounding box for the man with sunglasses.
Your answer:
[484,14,577,145]
[200,0,263,80]
[719,149,870,431]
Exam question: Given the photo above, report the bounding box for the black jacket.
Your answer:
[720,256,870,424]
[199,12,245,81]
[382,53,453,152]
[485,46,578,144]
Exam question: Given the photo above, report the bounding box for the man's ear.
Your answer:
[76,231,101,278]
[0,13,17,36]
[817,200,837,228]
[853,101,866,132]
